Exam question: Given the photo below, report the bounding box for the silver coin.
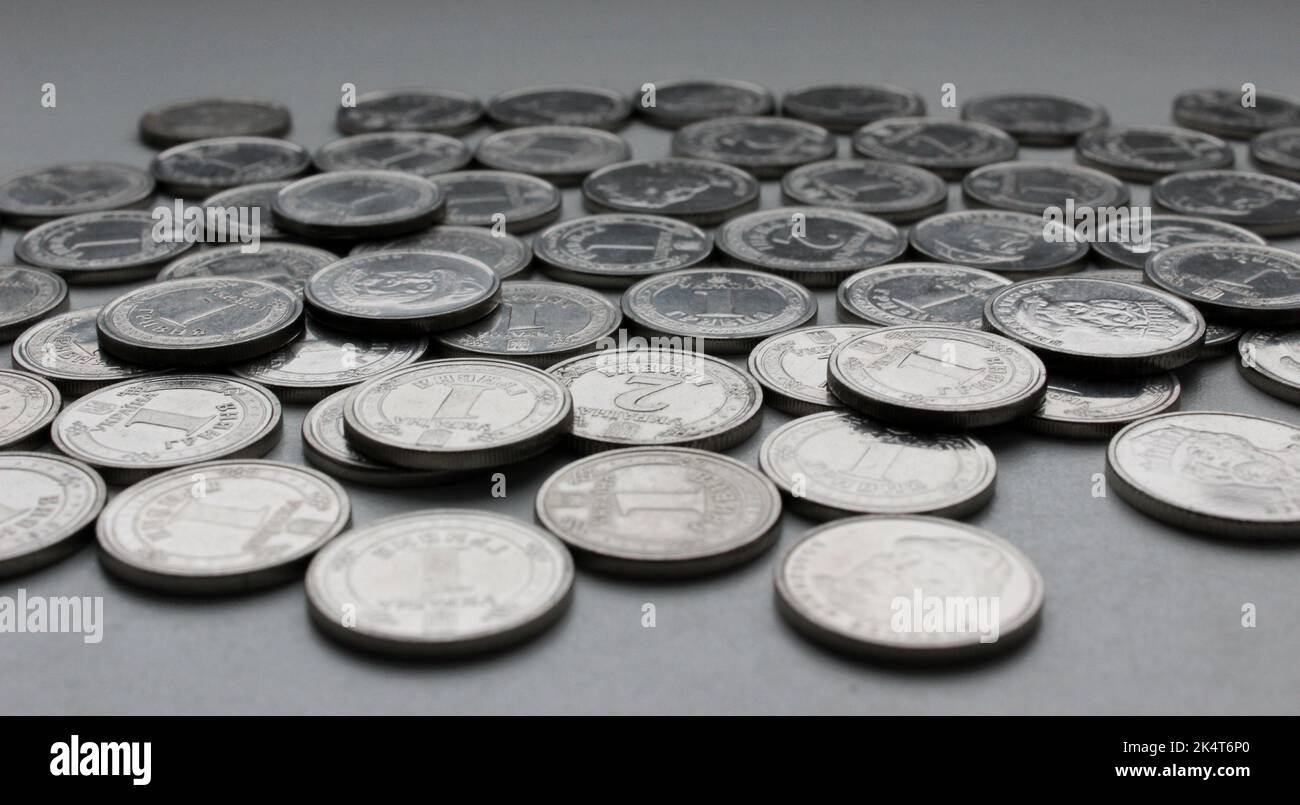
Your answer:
[15,211,195,284]
[0,370,61,449]
[1251,126,1300,181]
[671,116,835,178]
[1026,373,1181,439]
[10,307,156,396]
[909,210,1088,279]
[716,207,905,287]
[780,159,948,223]
[306,509,574,657]
[336,88,484,136]
[139,96,291,148]
[156,242,336,294]
[851,117,1018,179]
[314,132,472,178]
[51,374,282,484]
[636,78,774,128]
[533,214,712,288]
[150,136,310,196]
[837,262,1012,330]
[781,82,926,133]
[344,359,571,470]
[0,452,106,578]
[1238,329,1300,404]
[434,170,561,232]
[273,169,445,239]
[475,125,631,185]
[581,158,760,226]
[828,325,1047,428]
[487,85,631,130]
[1107,411,1300,539]
[1075,126,1234,182]
[548,348,762,453]
[435,281,621,367]
[759,411,996,520]
[535,447,781,576]
[1091,214,1264,270]
[775,514,1044,660]
[0,265,68,342]
[96,460,350,593]
[1173,88,1300,140]
[748,324,876,414]
[0,162,155,226]
[961,160,1130,215]
[1145,243,1300,326]
[349,225,531,279]
[1150,170,1300,236]
[983,277,1206,375]
[962,92,1108,145]
[200,181,294,242]
[1203,323,1247,358]
[302,388,459,486]
[97,276,304,366]
[621,267,818,353]
[304,250,501,336]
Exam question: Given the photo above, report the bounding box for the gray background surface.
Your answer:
[1,0,1297,715]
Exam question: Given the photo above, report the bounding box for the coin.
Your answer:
[435,281,621,367]
[775,514,1044,661]
[532,214,712,288]
[51,374,282,484]
[343,359,571,470]
[10,307,156,396]
[97,460,350,593]
[716,206,905,286]
[1238,329,1300,403]
[548,348,762,453]
[1075,126,1234,182]
[759,411,996,520]
[306,509,574,657]
[582,158,760,226]
[302,388,459,487]
[97,277,304,366]
[475,125,631,185]
[273,169,446,239]
[150,136,311,196]
[1145,243,1300,326]
[15,211,195,284]
[1202,323,1247,358]
[621,267,818,353]
[1251,127,1300,181]
[837,262,1011,330]
[434,170,562,232]
[0,370,60,449]
[536,447,781,576]
[336,88,484,136]
[781,82,926,133]
[671,116,835,178]
[0,162,155,226]
[983,277,1206,375]
[747,324,876,414]
[156,242,335,294]
[305,251,501,336]
[0,453,105,578]
[827,325,1047,428]
[349,225,531,278]
[909,210,1087,278]
[636,78,774,128]
[1150,169,1300,236]
[0,266,68,342]
[487,85,631,129]
[230,318,428,403]
[1025,373,1181,439]
[851,117,1018,179]
[1090,214,1264,269]
[961,160,1130,215]
[780,159,948,222]
[139,96,291,148]
[1173,88,1300,140]
[201,181,293,242]
[962,92,1108,145]
[1107,411,1300,539]
[314,132,472,178]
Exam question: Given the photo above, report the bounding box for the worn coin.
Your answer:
[962,92,1108,145]
[336,88,484,136]
[476,125,631,185]
[671,116,835,178]
[273,169,445,239]
[201,181,294,242]
[487,85,631,130]
[150,136,310,196]
[747,324,875,415]
[1238,329,1300,404]
[10,307,156,396]
[314,132,472,178]
[1091,214,1264,269]
[1150,169,1300,236]
[0,452,106,578]
[780,159,948,222]
[962,160,1130,215]
[16,211,195,284]
[156,242,335,293]
[1145,243,1300,326]
[533,213,712,288]
[1173,88,1300,140]
[1251,127,1300,181]
[636,78,774,128]
[434,170,562,232]
[716,206,905,286]
[302,388,459,486]
[1075,125,1234,182]
[582,158,759,226]
[909,209,1087,278]
[139,96,291,148]
[0,266,68,342]
[851,117,1018,179]
[781,82,926,133]
[1026,373,1181,439]
[838,262,1011,330]
[349,225,531,278]
[0,370,61,450]
[0,162,155,226]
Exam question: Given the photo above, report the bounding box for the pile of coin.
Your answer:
[1,81,1298,664]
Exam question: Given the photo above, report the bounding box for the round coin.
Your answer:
[434,170,561,232]
[349,225,531,279]
[314,132,471,178]
[1173,88,1300,140]
[487,85,631,130]
[962,92,1108,145]
[909,210,1087,278]
[780,159,948,222]
[139,96,291,148]
[851,117,1018,179]
[747,324,876,414]
[0,266,68,342]
[636,78,774,128]
[200,181,294,242]
[0,370,61,449]
[16,211,194,284]
[1090,214,1264,269]
[476,125,630,185]
[336,88,484,136]
[1075,126,1234,182]
[272,169,445,239]
[781,82,926,133]
[532,214,712,288]
[716,206,906,287]
[155,242,336,293]
[0,162,155,226]
[837,262,1011,330]
[1250,127,1300,181]
[1145,243,1300,326]
[10,307,156,396]
[150,136,310,196]
[582,158,759,226]
[961,160,1130,215]
[0,453,105,578]
[302,389,459,487]
[1025,373,1181,439]
[671,116,835,178]
[1238,329,1300,404]
[1150,170,1300,236]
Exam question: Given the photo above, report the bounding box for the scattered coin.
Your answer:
[139,96,291,148]
[155,242,335,293]
[10,307,156,396]
[349,225,531,278]
[302,388,460,486]
[747,324,875,414]
[961,160,1130,215]
[0,452,105,578]
[1025,373,1181,439]
[780,159,948,222]
[1202,324,1247,358]
[908,209,1087,278]
[434,170,562,232]
[0,370,61,450]
[1090,214,1264,269]
[851,117,1018,178]
[1150,169,1300,236]
[0,266,68,342]
[314,131,471,178]
[336,88,484,136]
[1173,88,1300,140]
[837,262,1011,330]
[1075,125,1234,182]
[1238,329,1300,403]
[715,206,905,286]
[273,169,446,239]
[582,158,759,226]
[962,92,1108,145]
[15,211,194,284]
[1250,127,1300,181]
[636,78,774,128]
[487,85,631,129]
[96,460,350,593]
[671,116,835,178]
[475,125,631,185]
[781,82,926,133]
[150,136,311,196]
[200,181,294,242]
[306,509,574,657]
[1145,243,1300,326]
[0,162,155,226]
[532,213,712,288]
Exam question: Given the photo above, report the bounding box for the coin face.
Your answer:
[548,348,762,452]
[1238,329,1300,403]
[1151,170,1300,236]
[97,277,304,366]
[336,88,484,135]
[962,92,1108,145]
[775,515,1044,660]
[475,125,630,185]
[487,85,631,129]
[314,132,472,178]
[302,389,458,487]
[533,214,712,288]
[851,117,1018,178]
[1075,126,1234,182]
[16,211,194,284]
[759,411,996,520]
[581,158,760,226]
[715,207,905,287]
[909,210,1087,278]
[156,242,336,293]
[961,161,1130,215]
[0,162,155,226]
[637,78,774,128]
[837,262,1011,330]
[621,267,818,353]
[150,136,310,196]
[305,251,501,336]
[1251,126,1300,181]
[349,225,531,278]
[201,181,293,242]
[139,96,291,147]
[781,83,926,133]
[97,460,349,593]
[1173,88,1300,140]
[11,307,156,395]
[51,374,282,484]
[1107,412,1300,539]
[1145,243,1300,326]
[780,159,948,222]
[434,170,562,232]
[747,324,875,414]
[306,509,574,656]
[536,447,782,576]
[827,325,1048,428]
[1090,214,1264,269]
[435,281,621,366]
[0,370,61,449]
[1026,373,1181,439]
[983,277,1206,375]
[273,170,445,239]
[0,453,106,578]
[0,266,68,342]
[671,116,835,178]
